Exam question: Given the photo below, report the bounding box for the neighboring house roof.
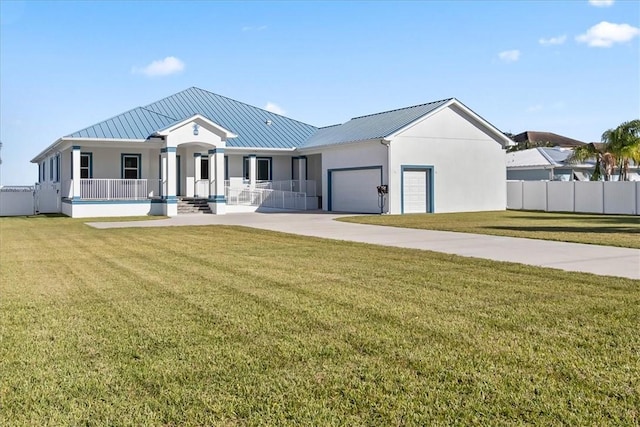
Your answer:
[506,147,595,168]
[66,87,318,149]
[301,99,452,149]
[512,131,586,148]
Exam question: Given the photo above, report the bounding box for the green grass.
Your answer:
[338,210,640,248]
[1,216,639,425]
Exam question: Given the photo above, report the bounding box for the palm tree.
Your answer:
[570,143,605,181]
[601,120,640,181]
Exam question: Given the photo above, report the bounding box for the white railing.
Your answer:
[254,180,317,197]
[224,179,317,197]
[225,186,307,210]
[79,179,161,200]
[195,179,211,198]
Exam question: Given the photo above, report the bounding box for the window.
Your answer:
[121,154,140,179]
[80,153,92,179]
[243,156,271,181]
[50,158,54,181]
[56,154,60,182]
[201,158,209,180]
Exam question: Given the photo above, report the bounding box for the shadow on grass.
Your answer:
[506,213,640,226]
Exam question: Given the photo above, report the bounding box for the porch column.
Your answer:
[160,150,167,197]
[161,147,177,216]
[249,154,257,189]
[208,148,226,214]
[72,146,81,200]
[208,149,216,198]
[297,156,307,191]
[298,156,307,180]
[194,153,201,197]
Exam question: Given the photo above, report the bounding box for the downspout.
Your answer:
[381,138,391,214]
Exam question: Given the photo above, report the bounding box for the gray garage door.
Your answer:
[330,168,381,213]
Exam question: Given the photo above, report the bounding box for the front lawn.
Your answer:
[338,210,640,248]
[1,216,638,425]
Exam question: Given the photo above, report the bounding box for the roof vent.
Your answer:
[265,120,272,126]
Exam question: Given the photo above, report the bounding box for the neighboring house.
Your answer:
[511,131,586,148]
[31,87,512,218]
[507,146,640,182]
[506,147,595,181]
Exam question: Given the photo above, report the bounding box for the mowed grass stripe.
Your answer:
[339,210,640,248]
[1,217,639,425]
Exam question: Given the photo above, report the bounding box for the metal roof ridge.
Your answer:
[536,147,560,165]
[188,87,319,129]
[349,98,453,120]
[139,106,178,121]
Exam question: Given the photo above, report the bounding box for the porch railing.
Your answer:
[223,179,317,197]
[78,179,161,200]
[225,186,307,210]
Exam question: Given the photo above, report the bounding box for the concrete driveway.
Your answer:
[88,212,640,280]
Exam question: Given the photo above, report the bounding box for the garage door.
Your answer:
[402,168,431,213]
[330,168,381,213]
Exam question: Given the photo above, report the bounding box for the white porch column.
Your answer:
[208,148,226,214]
[194,153,202,197]
[297,157,307,181]
[249,154,257,189]
[162,146,178,216]
[160,151,167,197]
[297,156,307,189]
[208,149,216,198]
[72,146,81,200]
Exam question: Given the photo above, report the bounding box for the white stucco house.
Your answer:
[31,87,512,218]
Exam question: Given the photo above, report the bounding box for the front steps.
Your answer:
[177,198,212,214]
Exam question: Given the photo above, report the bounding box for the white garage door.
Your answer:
[330,168,381,213]
[403,169,430,213]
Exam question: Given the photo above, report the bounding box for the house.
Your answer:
[31,87,512,218]
[506,147,595,181]
[511,131,586,148]
[507,146,640,182]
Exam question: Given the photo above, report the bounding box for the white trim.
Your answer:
[155,114,238,139]
[225,147,297,154]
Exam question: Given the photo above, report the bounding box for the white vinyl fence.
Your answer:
[507,180,640,215]
[0,186,35,216]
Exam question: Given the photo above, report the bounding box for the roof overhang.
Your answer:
[31,137,154,163]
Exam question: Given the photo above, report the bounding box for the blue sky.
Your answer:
[1,0,638,185]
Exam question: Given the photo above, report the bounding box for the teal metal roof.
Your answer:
[300,99,452,149]
[144,87,317,149]
[66,107,178,139]
[65,87,318,149]
[63,88,459,151]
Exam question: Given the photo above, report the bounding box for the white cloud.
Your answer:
[132,56,185,77]
[539,35,567,46]
[588,0,614,7]
[576,21,640,47]
[498,50,521,63]
[264,102,286,115]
